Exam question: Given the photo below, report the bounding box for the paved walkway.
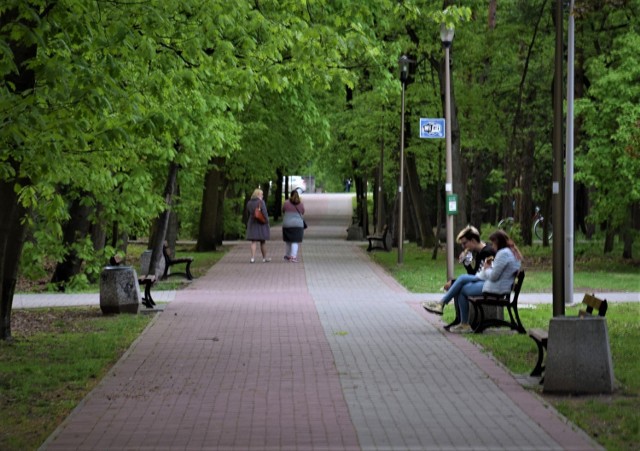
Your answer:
[34,193,614,450]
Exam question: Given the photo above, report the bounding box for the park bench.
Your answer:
[162,243,194,280]
[467,269,526,334]
[109,256,156,309]
[366,225,391,252]
[528,293,608,379]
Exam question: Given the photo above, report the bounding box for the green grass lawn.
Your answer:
[370,241,640,451]
[0,308,154,450]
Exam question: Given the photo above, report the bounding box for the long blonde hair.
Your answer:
[251,189,263,199]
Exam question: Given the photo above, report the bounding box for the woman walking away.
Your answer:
[282,190,305,262]
[245,189,271,263]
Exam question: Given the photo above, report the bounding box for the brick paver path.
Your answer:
[43,193,599,450]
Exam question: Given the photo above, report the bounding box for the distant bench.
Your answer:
[528,293,608,380]
[162,243,194,280]
[366,225,391,252]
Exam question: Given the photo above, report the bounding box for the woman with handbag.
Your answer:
[282,190,306,263]
[245,189,271,263]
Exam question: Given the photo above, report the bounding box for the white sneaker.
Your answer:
[263,258,271,263]
[422,301,444,315]
[449,323,473,334]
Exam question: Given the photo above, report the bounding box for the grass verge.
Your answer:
[371,242,640,450]
[0,307,154,450]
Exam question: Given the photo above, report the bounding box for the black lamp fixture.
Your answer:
[398,54,411,83]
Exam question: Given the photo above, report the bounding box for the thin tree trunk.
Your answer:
[148,161,179,277]
[50,194,94,290]
[406,153,436,248]
[197,157,225,251]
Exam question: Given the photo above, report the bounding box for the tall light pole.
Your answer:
[398,55,411,264]
[441,24,455,280]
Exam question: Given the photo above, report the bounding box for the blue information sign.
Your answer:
[419,118,445,139]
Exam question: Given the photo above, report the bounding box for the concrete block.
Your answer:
[543,316,614,394]
[100,266,140,314]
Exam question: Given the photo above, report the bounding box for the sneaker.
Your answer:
[422,301,444,315]
[289,256,298,263]
[284,256,290,261]
[449,323,473,334]
[250,258,255,263]
[263,258,272,263]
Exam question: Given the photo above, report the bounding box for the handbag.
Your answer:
[293,204,307,229]
[254,201,267,224]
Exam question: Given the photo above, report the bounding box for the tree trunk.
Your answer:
[196,156,225,251]
[405,153,436,248]
[0,170,29,341]
[603,227,614,254]
[50,195,94,290]
[273,168,283,222]
[148,161,179,277]
[519,132,536,245]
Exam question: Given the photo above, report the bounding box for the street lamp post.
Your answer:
[397,55,411,264]
[441,24,455,280]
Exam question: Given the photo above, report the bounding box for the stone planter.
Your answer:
[100,266,140,314]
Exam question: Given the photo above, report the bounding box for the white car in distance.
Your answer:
[283,176,306,194]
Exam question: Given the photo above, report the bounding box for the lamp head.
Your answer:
[398,55,412,83]
[440,23,455,48]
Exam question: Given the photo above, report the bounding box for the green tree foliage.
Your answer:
[576,29,640,236]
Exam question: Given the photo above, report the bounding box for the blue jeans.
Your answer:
[440,274,478,306]
[459,281,485,323]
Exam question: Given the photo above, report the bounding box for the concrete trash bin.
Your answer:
[100,266,141,314]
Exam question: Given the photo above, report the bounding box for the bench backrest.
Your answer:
[579,293,607,318]
[510,269,525,305]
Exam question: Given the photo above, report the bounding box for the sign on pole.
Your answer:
[419,118,445,139]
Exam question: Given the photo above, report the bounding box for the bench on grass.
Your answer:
[109,256,157,309]
[528,293,608,379]
[366,225,390,252]
[467,269,526,334]
[162,243,194,280]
